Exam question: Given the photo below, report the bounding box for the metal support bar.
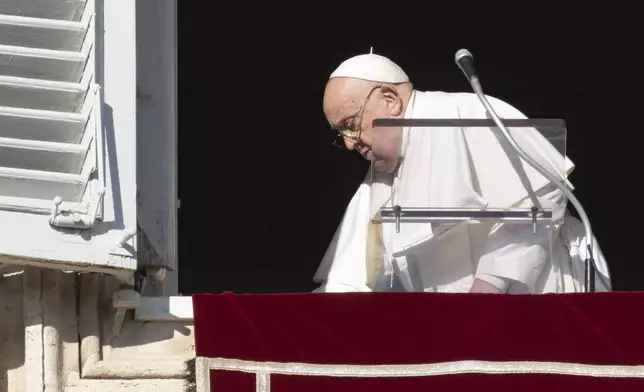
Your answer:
[381,206,553,233]
[585,245,595,292]
[372,118,565,128]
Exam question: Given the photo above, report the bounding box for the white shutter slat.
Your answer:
[0,137,88,173]
[0,166,86,200]
[0,14,87,51]
[0,107,87,143]
[0,76,87,112]
[0,0,86,22]
[0,45,87,82]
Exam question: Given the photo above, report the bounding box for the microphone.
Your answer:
[454,49,477,82]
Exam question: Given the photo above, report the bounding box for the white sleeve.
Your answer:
[475,184,565,293]
[474,274,512,292]
[312,182,372,293]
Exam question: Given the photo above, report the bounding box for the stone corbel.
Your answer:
[72,274,195,390]
[111,275,140,339]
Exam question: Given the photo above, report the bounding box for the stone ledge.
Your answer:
[65,378,192,392]
[82,358,193,379]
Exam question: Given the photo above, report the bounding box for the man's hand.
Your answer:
[469,279,504,294]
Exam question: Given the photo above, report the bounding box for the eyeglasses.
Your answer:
[331,85,381,149]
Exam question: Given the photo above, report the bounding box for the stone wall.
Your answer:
[0,266,194,392]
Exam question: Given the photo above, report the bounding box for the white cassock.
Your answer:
[314,89,611,294]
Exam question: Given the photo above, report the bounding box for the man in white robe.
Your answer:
[314,52,611,294]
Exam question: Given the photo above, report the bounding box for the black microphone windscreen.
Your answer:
[455,49,477,80]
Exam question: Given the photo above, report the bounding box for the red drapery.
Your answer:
[193,292,644,391]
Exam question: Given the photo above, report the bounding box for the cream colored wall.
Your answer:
[0,266,195,392]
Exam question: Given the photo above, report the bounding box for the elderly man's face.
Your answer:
[323,78,405,173]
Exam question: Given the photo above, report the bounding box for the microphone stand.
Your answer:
[457,50,609,292]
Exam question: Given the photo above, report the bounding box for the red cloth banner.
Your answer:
[193,292,644,391]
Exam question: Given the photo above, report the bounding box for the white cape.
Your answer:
[314,90,611,293]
